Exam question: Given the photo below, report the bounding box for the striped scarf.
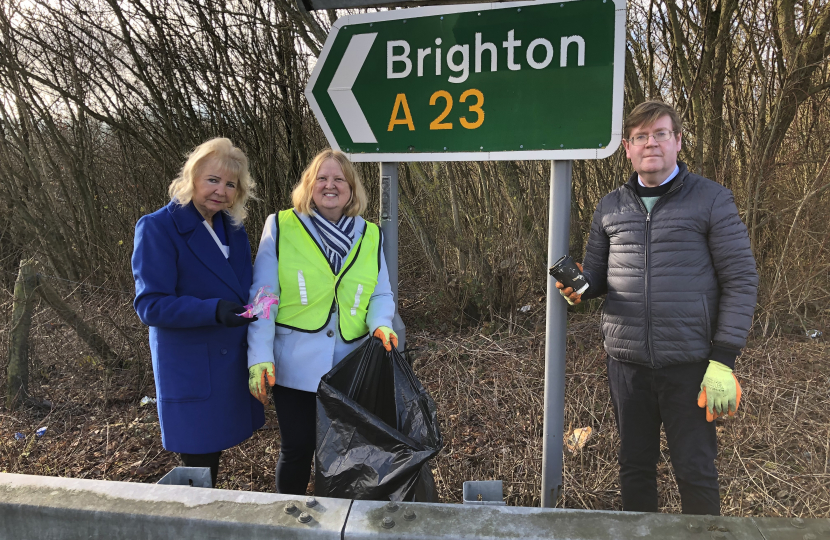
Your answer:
[310,210,355,274]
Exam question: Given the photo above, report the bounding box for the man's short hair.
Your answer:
[624,101,683,139]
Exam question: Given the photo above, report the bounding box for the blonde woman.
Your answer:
[132,138,264,487]
[246,149,396,494]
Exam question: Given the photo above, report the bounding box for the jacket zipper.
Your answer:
[645,211,653,367]
[624,180,684,368]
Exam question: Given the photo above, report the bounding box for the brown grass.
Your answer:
[1,284,829,517]
[413,312,830,516]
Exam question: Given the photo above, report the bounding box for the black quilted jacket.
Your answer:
[581,162,758,369]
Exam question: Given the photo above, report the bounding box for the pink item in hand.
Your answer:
[238,286,279,319]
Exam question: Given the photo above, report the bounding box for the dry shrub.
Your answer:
[0,282,282,491]
[411,311,830,516]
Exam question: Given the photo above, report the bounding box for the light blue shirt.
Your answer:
[638,165,680,187]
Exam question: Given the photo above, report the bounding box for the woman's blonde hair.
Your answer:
[168,138,255,226]
[292,149,367,217]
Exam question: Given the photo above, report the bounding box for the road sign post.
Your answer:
[542,160,572,507]
[380,162,406,350]
[306,0,625,508]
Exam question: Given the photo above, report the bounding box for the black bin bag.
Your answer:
[315,337,442,501]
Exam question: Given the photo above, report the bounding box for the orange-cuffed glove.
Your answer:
[697,360,742,422]
[248,362,275,405]
[373,326,398,352]
[554,262,584,306]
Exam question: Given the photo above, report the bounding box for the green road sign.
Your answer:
[306,0,625,162]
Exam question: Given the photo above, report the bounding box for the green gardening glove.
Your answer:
[373,326,398,351]
[697,360,742,422]
[248,362,275,405]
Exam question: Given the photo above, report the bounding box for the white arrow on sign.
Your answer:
[327,32,378,144]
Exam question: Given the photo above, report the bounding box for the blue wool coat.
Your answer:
[132,201,265,454]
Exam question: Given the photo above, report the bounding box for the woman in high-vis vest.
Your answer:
[246,149,397,494]
[132,138,265,488]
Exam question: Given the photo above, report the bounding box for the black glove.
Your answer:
[215,299,257,327]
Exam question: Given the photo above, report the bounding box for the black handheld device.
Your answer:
[549,255,589,295]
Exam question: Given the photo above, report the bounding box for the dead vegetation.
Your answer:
[2,281,828,517]
[413,313,830,516]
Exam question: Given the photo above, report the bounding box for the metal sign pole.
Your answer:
[380,162,406,350]
[541,160,572,508]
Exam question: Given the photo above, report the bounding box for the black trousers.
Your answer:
[607,357,720,515]
[179,450,222,488]
[272,384,317,495]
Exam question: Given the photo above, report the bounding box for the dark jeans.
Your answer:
[272,384,317,495]
[607,357,720,515]
[179,450,222,488]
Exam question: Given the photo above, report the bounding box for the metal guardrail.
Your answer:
[345,501,830,539]
[1,473,829,540]
[0,473,349,539]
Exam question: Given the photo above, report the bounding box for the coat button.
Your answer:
[326,330,334,338]
[221,349,228,355]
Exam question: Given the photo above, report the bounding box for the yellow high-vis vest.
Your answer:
[275,210,381,342]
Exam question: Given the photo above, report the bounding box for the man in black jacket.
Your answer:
[557,101,758,515]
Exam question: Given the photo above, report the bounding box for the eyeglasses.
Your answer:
[627,130,676,146]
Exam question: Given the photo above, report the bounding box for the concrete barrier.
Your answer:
[344,499,830,539]
[0,473,350,539]
[2,473,829,540]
